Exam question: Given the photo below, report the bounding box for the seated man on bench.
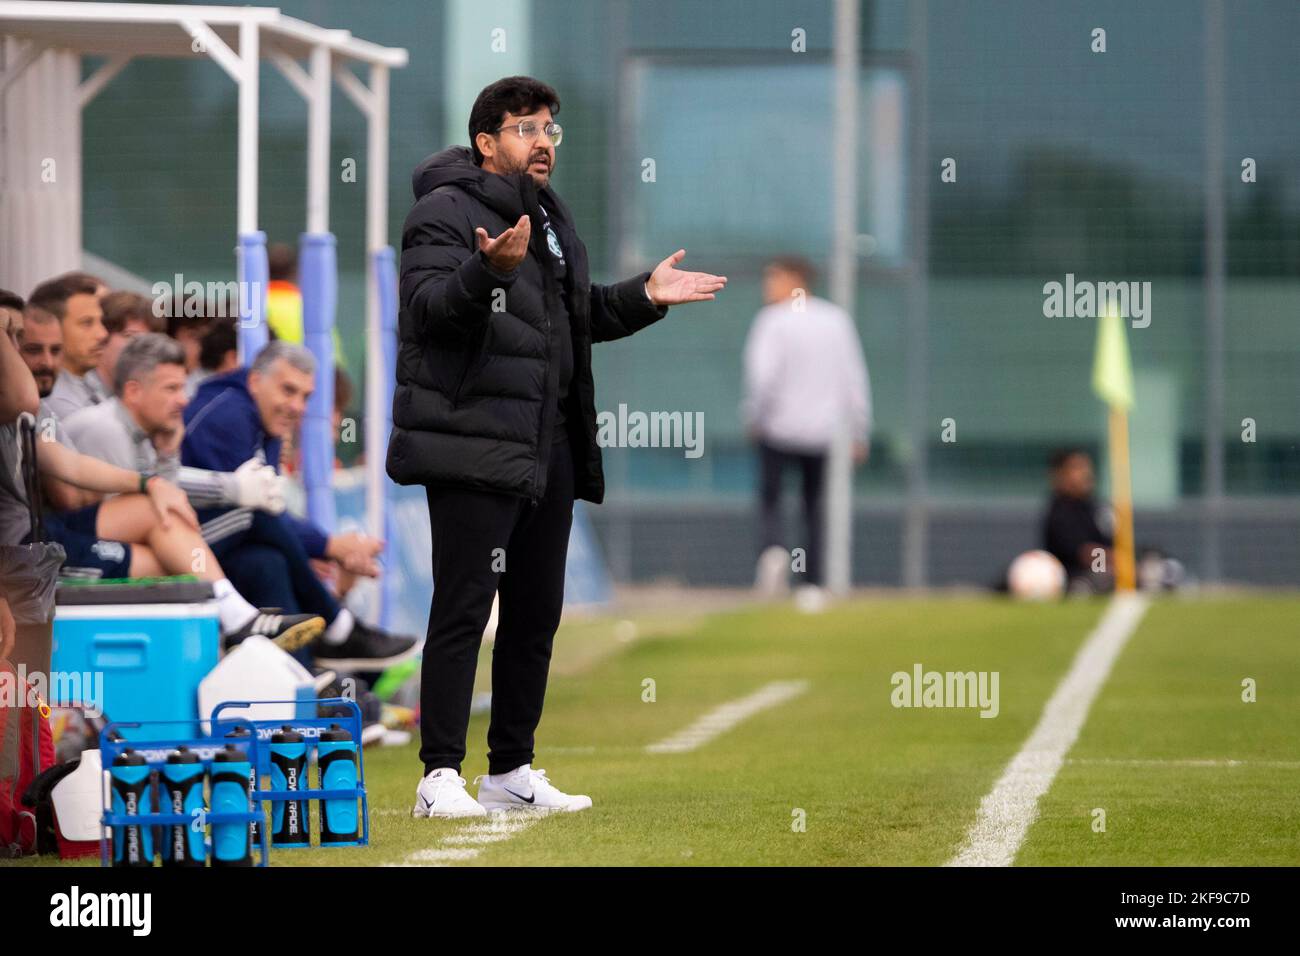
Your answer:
[1,289,320,649]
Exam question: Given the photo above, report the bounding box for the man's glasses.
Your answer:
[495,120,563,147]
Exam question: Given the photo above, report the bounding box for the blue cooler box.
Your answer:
[52,580,220,737]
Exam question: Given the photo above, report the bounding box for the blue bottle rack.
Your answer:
[209,697,370,851]
[99,715,270,867]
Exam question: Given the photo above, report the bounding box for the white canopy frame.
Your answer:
[0,1,407,622]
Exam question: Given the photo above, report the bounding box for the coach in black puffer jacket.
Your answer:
[388,144,668,505]
[396,76,727,807]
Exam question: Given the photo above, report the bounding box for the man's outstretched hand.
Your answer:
[476,215,531,273]
[646,250,727,306]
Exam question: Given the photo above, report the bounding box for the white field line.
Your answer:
[407,847,482,862]
[1067,758,1300,769]
[399,812,545,866]
[440,832,523,845]
[645,680,811,754]
[946,594,1151,868]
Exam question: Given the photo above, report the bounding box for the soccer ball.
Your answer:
[1007,550,1067,600]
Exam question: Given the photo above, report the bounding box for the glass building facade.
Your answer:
[78,0,1300,585]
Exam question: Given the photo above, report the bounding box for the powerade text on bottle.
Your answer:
[225,725,261,844]
[270,726,310,847]
[161,746,205,867]
[110,749,153,867]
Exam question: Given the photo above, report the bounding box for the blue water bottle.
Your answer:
[318,724,359,846]
[270,726,309,847]
[210,744,253,866]
[225,726,261,845]
[161,746,206,867]
[110,749,153,867]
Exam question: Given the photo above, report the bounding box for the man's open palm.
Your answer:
[476,215,531,272]
[647,250,727,305]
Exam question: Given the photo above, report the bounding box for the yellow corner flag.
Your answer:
[1092,307,1137,591]
[1091,308,1135,410]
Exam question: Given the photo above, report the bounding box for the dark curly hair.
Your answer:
[468,75,560,167]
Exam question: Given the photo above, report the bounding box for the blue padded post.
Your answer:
[300,231,338,534]
[373,246,398,629]
[237,231,269,365]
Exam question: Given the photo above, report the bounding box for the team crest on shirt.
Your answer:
[546,227,564,261]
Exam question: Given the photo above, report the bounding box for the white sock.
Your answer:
[488,763,530,784]
[212,578,257,635]
[322,608,353,645]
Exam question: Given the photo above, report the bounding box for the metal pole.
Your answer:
[826,0,860,596]
[1202,0,1225,584]
[307,44,330,235]
[902,0,930,589]
[236,19,259,236]
[300,43,337,534]
[235,18,267,364]
[830,0,859,315]
[364,63,390,544]
[609,0,634,584]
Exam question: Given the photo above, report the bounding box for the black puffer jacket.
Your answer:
[386,146,668,504]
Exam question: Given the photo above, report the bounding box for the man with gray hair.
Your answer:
[2,291,322,649]
[63,333,285,514]
[182,340,418,668]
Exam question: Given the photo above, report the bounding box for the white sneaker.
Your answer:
[412,768,488,819]
[476,764,592,814]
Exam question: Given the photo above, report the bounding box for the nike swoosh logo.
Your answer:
[503,788,535,804]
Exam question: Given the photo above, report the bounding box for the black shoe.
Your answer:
[313,620,420,670]
[226,611,326,652]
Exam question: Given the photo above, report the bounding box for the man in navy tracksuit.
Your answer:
[183,341,416,667]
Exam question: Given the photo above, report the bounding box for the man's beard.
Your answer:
[502,151,550,187]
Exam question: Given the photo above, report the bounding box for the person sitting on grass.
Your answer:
[1042,447,1113,592]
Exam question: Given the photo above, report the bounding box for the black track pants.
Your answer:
[758,440,827,586]
[419,432,574,776]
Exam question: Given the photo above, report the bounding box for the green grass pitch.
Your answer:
[18,594,1299,867]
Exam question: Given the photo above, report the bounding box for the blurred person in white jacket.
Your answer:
[742,257,871,597]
